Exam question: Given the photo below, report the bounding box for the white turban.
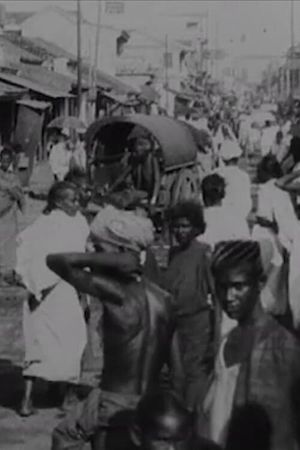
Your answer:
[220,139,242,161]
[90,205,154,253]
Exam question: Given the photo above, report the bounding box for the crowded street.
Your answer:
[1,1,300,450]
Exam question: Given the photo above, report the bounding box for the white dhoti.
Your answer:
[23,281,87,382]
[16,209,90,382]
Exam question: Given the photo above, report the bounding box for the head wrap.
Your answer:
[220,139,242,161]
[90,204,154,253]
[212,240,263,275]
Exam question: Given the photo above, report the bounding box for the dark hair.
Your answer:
[256,154,282,183]
[202,174,226,206]
[136,390,192,436]
[168,200,206,234]
[64,167,87,183]
[43,181,75,214]
[212,240,265,281]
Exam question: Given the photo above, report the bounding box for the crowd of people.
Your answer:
[2,99,300,450]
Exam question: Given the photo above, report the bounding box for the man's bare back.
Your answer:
[47,252,180,450]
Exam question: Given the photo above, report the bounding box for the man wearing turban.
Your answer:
[47,206,182,450]
[200,240,300,450]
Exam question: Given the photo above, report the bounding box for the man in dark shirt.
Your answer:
[164,200,213,410]
[204,240,300,450]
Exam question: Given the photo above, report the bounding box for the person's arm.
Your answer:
[46,252,140,304]
[256,216,279,233]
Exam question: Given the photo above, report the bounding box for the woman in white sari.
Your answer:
[16,181,90,416]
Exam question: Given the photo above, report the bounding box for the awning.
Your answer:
[95,69,138,95]
[0,72,74,98]
[101,90,128,103]
[0,80,26,99]
[17,99,51,110]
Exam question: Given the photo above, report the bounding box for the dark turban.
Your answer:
[212,240,264,277]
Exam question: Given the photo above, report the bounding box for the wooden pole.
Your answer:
[93,0,102,88]
[215,17,219,81]
[77,0,82,117]
[290,0,295,100]
[165,34,169,113]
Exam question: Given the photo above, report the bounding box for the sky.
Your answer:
[0,0,297,59]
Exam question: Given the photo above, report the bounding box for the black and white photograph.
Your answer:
[0,0,299,448]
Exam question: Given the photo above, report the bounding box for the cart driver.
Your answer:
[129,133,159,197]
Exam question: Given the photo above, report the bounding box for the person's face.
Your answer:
[141,417,190,450]
[135,138,151,156]
[0,153,13,171]
[294,103,300,118]
[57,188,79,217]
[215,267,260,323]
[172,217,196,247]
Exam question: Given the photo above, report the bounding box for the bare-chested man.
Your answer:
[48,205,181,450]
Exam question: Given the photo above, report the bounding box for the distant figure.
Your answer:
[70,129,87,172]
[49,129,72,181]
[215,139,252,223]
[261,120,279,157]
[247,122,261,157]
[270,130,289,164]
[199,173,250,248]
